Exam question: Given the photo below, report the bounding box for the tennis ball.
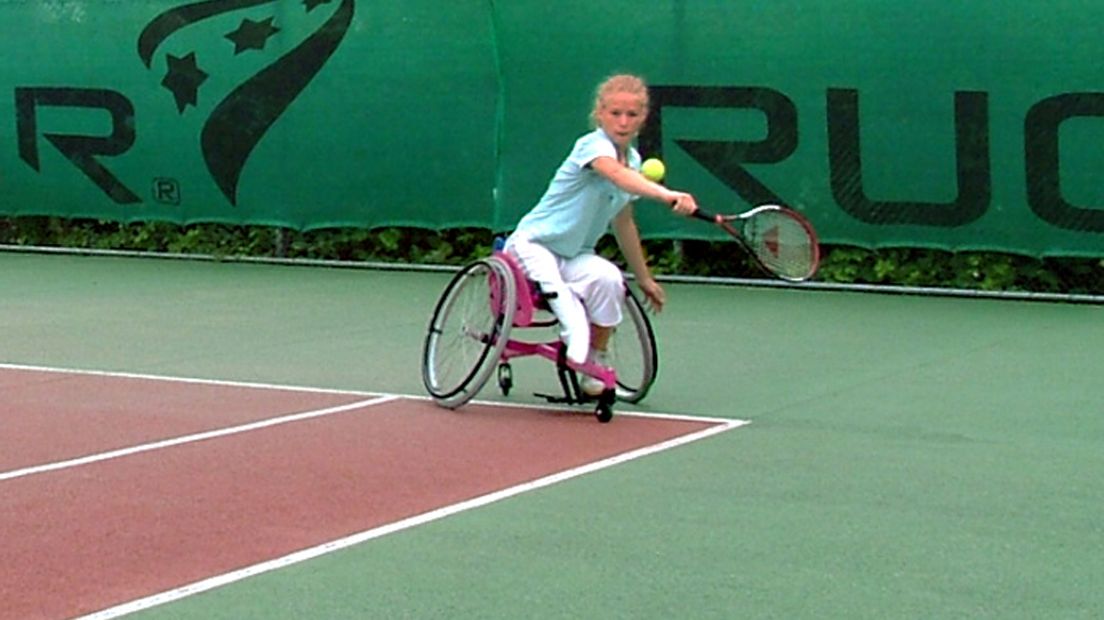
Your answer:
[641,158,666,182]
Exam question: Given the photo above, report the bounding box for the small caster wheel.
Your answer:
[497,363,513,396]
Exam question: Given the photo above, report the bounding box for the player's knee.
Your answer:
[591,261,624,292]
[584,268,625,328]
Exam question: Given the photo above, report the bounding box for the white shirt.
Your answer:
[511,128,641,258]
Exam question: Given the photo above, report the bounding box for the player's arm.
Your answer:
[590,156,697,215]
[612,203,666,312]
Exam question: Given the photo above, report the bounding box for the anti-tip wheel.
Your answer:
[595,390,614,423]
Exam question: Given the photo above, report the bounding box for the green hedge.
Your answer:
[1,216,1100,296]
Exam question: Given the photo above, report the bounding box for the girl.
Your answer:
[504,74,698,395]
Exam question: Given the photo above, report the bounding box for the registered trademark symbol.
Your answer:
[152,177,181,205]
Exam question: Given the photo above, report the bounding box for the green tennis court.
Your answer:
[2,251,1101,618]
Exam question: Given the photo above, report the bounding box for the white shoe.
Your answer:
[580,350,610,397]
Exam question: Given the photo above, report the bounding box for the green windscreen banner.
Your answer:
[1,1,1102,258]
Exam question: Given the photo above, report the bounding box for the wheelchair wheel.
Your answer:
[608,285,658,403]
[422,257,517,409]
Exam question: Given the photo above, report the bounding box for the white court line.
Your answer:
[76,416,748,620]
[0,396,398,483]
[0,361,740,425]
[0,362,378,397]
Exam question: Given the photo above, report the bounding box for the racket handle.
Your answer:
[668,198,720,223]
[691,208,720,224]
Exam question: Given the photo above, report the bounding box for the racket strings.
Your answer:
[745,213,817,280]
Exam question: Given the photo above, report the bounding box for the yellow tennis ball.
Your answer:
[641,158,666,182]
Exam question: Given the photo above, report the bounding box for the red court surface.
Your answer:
[0,367,732,619]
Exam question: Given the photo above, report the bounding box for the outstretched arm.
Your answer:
[590,156,698,216]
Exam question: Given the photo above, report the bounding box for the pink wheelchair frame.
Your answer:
[491,250,619,421]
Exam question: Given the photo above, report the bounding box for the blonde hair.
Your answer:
[589,74,649,128]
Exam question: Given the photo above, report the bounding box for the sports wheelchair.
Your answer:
[421,245,658,423]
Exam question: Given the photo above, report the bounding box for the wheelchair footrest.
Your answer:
[533,345,592,405]
[534,392,590,405]
[535,345,616,425]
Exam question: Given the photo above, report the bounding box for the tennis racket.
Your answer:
[691,204,820,282]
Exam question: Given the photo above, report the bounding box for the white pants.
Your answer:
[504,235,624,364]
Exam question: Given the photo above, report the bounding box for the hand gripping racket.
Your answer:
[691,204,820,282]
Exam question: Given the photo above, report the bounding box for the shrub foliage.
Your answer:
[1,216,1100,295]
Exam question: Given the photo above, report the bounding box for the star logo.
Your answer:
[225,17,280,55]
[161,52,209,113]
[139,0,355,205]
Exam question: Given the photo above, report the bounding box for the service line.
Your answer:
[0,395,398,483]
